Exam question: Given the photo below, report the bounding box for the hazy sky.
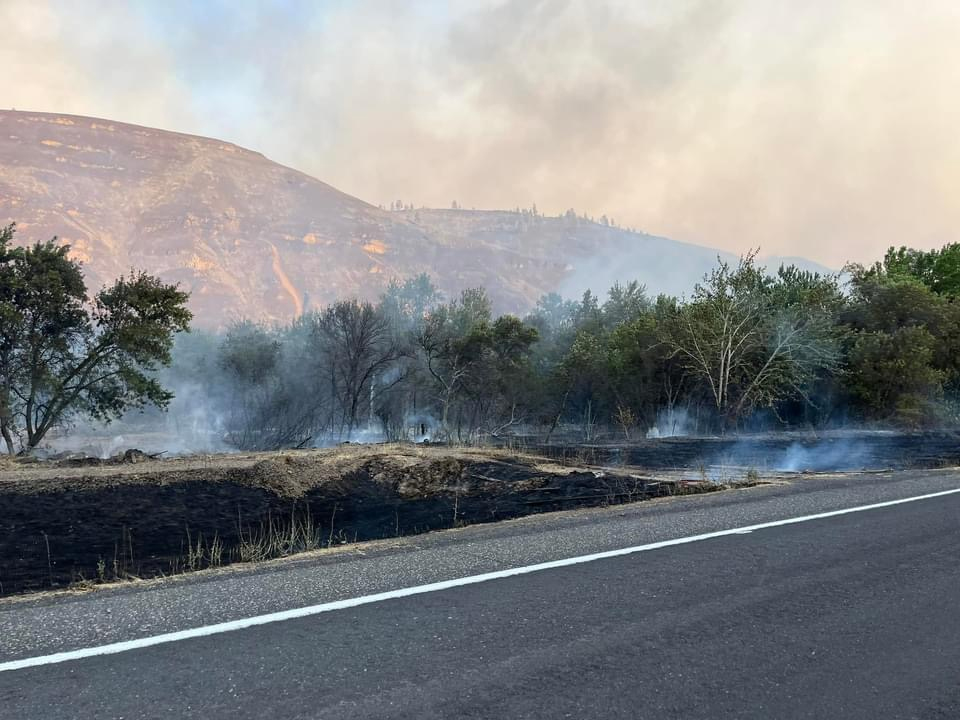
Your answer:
[3,0,959,267]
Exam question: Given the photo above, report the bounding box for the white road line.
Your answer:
[3,486,959,673]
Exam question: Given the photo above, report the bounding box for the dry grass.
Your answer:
[235,506,325,563]
[0,442,603,496]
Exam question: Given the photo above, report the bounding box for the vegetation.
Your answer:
[6,213,960,452]
[0,224,191,454]
[161,242,960,450]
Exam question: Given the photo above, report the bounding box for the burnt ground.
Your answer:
[0,444,720,597]
[3,430,958,598]
[510,429,960,471]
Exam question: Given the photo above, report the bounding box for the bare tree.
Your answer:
[313,300,400,439]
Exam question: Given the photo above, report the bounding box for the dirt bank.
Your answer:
[0,444,723,596]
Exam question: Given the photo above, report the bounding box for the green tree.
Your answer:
[467,315,539,436]
[841,266,960,422]
[661,254,840,427]
[602,281,650,327]
[846,327,945,425]
[606,312,663,427]
[0,224,192,454]
[0,224,25,452]
[414,289,493,440]
[862,244,960,298]
[379,273,439,331]
[219,321,281,384]
[216,321,323,450]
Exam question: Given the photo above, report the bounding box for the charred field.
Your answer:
[0,444,722,597]
[511,429,960,473]
[1,430,958,598]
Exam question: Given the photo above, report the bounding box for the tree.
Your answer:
[560,329,612,440]
[840,266,960,423]
[528,293,577,335]
[380,273,439,331]
[463,315,539,437]
[219,321,281,384]
[602,281,650,327]
[0,224,192,453]
[313,300,399,439]
[861,244,960,298]
[846,327,944,425]
[414,289,494,441]
[606,312,664,427]
[216,321,295,449]
[0,224,24,452]
[661,253,840,427]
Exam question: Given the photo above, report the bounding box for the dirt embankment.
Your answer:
[0,445,717,597]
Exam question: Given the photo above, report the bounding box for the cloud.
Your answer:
[3,0,960,268]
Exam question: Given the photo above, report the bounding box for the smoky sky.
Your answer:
[3,0,959,268]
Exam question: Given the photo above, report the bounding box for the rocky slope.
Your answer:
[0,110,824,327]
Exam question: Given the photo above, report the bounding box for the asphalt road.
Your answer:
[2,469,960,719]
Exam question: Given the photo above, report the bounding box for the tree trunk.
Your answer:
[0,393,14,455]
[0,421,13,456]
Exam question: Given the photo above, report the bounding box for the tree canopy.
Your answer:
[0,223,192,454]
[126,239,960,450]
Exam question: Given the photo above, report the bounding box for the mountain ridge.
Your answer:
[0,109,829,327]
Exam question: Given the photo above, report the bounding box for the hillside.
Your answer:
[0,110,827,326]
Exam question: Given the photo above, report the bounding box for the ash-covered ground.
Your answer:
[2,430,957,598]
[0,444,720,597]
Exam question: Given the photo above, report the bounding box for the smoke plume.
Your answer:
[2,1,959,267]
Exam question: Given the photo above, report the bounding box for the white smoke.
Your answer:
[647,407,694,438]
[773,440,876,473]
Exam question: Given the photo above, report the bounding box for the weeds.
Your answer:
[183,528,224,571]
[42,532,53,588]
[327,504,338,548]
[110,526,138,581]
[237,506,324,563]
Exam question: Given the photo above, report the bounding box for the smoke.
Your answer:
[558,231,835,307]
[705,436,887,475]
[38,379,231,458]
[646,407,694,439]
[159,380,232,455]
[3,1,960,268]
[772,440,875,473]
[0,1,195,132]
[404,413,439,443]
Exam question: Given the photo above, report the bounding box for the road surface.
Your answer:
[2,469,960,718]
